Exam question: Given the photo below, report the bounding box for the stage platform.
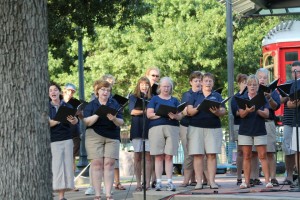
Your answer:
[54,174,300,200]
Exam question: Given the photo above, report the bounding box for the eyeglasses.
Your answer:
[100,88,111,93]
[151,74,159,78]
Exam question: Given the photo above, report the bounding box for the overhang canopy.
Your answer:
[217,0,300,17]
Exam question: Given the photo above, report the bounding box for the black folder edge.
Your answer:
[214,87,223,94]
[53,106,77,124]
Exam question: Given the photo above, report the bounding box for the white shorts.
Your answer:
[132,138,150,152]
[238,135,267,146]
[282,125,295,155]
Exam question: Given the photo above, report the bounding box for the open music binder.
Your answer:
[234,92,266,111]
[94,105,124,118]
[278,88,300,101]
[277,82,293,94]
[197,97,231,113]
[258,79,279,93]
[67,98,88,111]
[54,106,77,124]
[113,94,129,106]
[155,102,187,117]
[134,98,150,110]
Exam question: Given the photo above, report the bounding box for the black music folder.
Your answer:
[197,97,231,113]
[67,98,88,111]
[113,94,129,106]
[214,87,223,94]
[54,106,77,124]
[94,105,119,118]
[235,92,266,111]
[277,82,293,94]
[278,88,300,101]
[68,98,81,108]
[134,98,149,110]
[155,102,187,117]
[258,79,279,93]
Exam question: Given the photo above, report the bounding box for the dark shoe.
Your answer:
[237,179,242,185]
[282,179,293,185]
[254,179,263,185]
[271,178,279,187]
[151,181,157,188]
[249,179,255,187]
[290,179,299,188]
[115,183,126,190]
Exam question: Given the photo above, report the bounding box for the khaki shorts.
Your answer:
[282,125,295,155]
[179,125,193,170]
[238,135,267,146]
[187,126,223,155]
[149,125,179,156]
[85,129,120,160]
[132,138,150,152]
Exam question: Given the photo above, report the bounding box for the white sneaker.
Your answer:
[85,186,95,195]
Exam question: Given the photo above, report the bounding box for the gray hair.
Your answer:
[157,77,174,95]
[256,68,269,78]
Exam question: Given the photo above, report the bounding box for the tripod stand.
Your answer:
[142,95,147,199]
[290,70,300,192]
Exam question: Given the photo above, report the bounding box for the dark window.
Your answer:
[285,52,298,62]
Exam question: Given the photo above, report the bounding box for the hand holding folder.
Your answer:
[155,102,187,118]
[235,92,266,111]
[54,106,77,124]
[197,97,231,113]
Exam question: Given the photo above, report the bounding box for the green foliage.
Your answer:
[48,0,300,127]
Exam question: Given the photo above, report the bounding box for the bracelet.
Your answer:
[268,98,272,102]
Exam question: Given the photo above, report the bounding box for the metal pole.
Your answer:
[77,30,89,169]
[226,0,235,163]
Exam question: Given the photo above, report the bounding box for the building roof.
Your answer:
[217,0,300,17]
[262,20,300,46]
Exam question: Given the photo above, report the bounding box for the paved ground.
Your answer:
[53,174,300,200]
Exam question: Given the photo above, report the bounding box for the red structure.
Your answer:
[262,20,300,122]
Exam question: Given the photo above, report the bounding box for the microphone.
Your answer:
[294,69,299,73]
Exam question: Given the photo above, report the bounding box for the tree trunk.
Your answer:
[0,0,52,199]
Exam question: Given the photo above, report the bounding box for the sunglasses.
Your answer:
[151,74,159,78]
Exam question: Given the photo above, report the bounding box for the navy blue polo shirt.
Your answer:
[290,79,300,127]
[147,95,180,129]
[128,94,150,140]
[83,98,122,140]
[180,89,194,127]
[238,92,269,136]
[231,92,243,125]
[49,101,73,142]
[188,91,224,128]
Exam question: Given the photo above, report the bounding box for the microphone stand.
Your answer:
[290,70,300,192]
[141,94,146,199]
